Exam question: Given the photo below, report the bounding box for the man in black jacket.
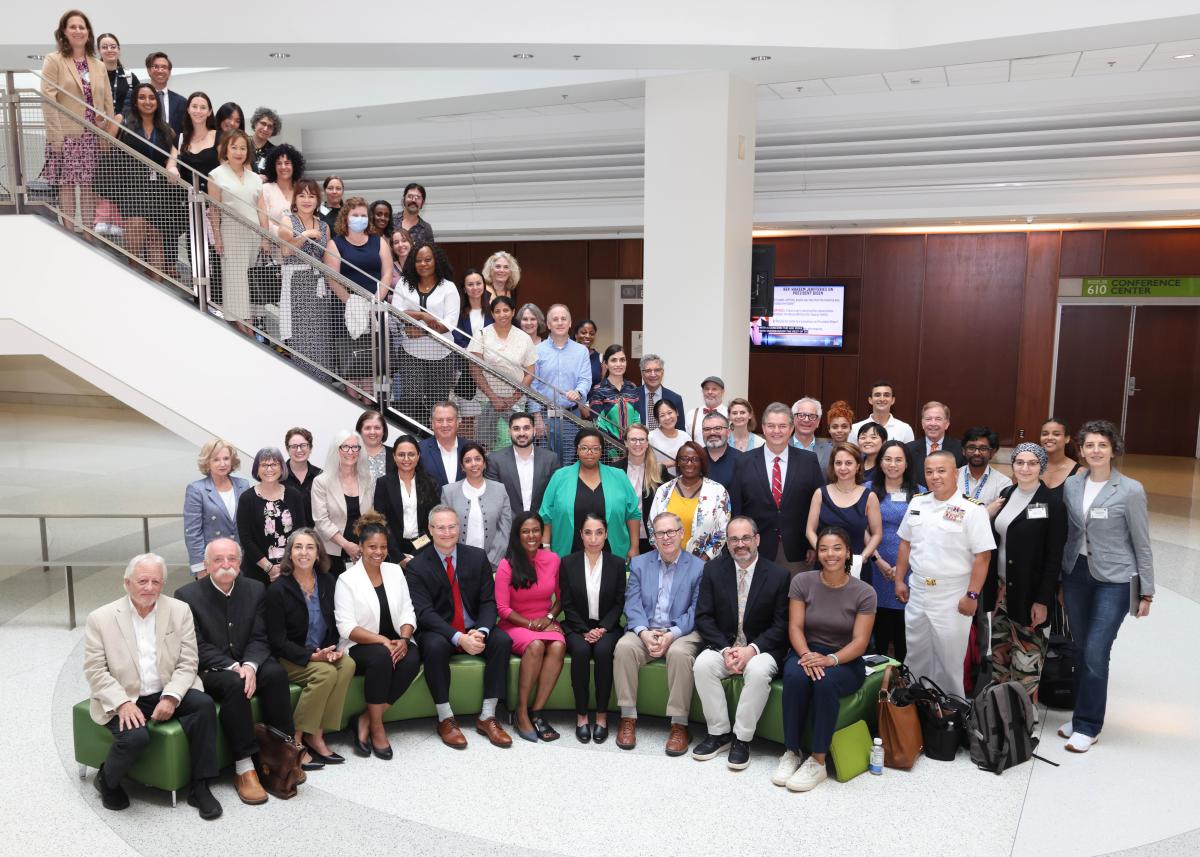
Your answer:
[175,538,294,805]
[905,400,966,476]
[404,506,513,749]
[690,516,790,769]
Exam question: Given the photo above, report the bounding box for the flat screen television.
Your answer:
[750,283,846,349]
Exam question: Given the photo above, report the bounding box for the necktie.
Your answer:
[771,456,783,508]
[930,440,940,452]
[704,407,716,414]
[445,555,465,634]
[157,89,167,123]
[647,391,659,431]
[734,568,749,648]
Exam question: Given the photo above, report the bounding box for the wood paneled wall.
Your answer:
[443,228,1200,447]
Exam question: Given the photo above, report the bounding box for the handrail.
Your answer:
[23,74,613,442]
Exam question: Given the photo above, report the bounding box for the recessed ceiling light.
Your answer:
[1173,53,1196,60]
[27,54,44,60]
[795,86,804,92]
[750,55,771,62]
[513,52,534,59]
[268,52,291,59]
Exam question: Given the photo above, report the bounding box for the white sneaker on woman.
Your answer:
[1065,732,1097,753]
[1057,721,1073,739]
[786,756,828,792]
[771,750,801,786]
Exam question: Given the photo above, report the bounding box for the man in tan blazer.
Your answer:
[83,553,222,819]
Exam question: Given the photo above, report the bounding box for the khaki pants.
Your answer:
[281,654,356,734]
[693,648,778,741]
[613,630,703,719]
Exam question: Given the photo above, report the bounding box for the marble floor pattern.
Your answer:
[1,403,1197,857]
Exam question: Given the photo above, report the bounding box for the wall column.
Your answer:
[642,71,756,408]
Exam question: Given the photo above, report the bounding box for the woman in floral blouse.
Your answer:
[648,440,731,559]
[237,447,307,584]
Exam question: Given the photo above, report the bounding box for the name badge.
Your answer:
[411,534,431,550]
[1026,504,1048,520]
[891,492,908,502]
[1090,507,1109,520]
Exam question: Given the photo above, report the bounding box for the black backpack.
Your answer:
[968,681,1038,774]
[1041,601,1077,710]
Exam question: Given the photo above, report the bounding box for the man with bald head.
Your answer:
[175,538,295,805]
[84,553,222,818]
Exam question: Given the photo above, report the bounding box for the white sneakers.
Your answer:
[771,750,801,786]
[772,751,829,791]
[1065,732,1097,753]
[1057,720,1073,739]
[786,756,828,792]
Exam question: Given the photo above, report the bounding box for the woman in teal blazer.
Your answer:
[539,429,641,561]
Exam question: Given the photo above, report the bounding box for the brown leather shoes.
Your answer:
[235,770,268,805]
[437,717,468,749]
[665,723,690,757]
[475,717,513,748]
[616,717,637,750]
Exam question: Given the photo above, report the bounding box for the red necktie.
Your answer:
[771,456,783,508]
[445,555,466,634]
[930,440,940,452]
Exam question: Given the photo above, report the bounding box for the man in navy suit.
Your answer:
[691,516,790,769]
[634,353,686,433]
[418,400,468,488]
[404,507,513,749]
[613,511,705,756]
[905,400,966,477]
[144,51,185,137]
[729,401,824,575]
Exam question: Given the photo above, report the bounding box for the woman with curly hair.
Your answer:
[260,143,305,236]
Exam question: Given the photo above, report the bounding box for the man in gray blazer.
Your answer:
[789,397,833,472]
[613,511,705,756]
[484,413,560,515]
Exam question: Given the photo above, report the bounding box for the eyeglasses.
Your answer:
[339,445,361,453]
[727,535,756,545]
[625,437,647,444]
[652,527,682,539]
[394,451,419,459]
[577,446,602,454]
[1012,459,1041,468]
[286,443,310,451]
[964,445,993,453]
[793,413,819,422]
[257,460,281,468]
[430,524,458,533]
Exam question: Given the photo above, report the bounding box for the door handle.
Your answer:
[1126,376,1141,396]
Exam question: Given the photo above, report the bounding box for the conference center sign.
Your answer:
[1082,277,1200,298]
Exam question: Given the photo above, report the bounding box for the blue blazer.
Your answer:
[183,475,250,570]
[623,550,704,638]
[452,309,492,349]
[418,436,468,488]
[634,385,687,433]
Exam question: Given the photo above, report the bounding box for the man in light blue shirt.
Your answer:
[530,303,592,461]
[612,512,705,756]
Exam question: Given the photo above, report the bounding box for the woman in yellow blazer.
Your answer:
[40,10,116,232]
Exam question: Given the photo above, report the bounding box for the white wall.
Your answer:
[0,217,379,461]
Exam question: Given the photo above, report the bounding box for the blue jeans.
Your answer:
[781,646,864,754]
[1062,554,1128,738]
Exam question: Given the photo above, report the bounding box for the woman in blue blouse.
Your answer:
[584,344,641,449]
[866,440,923,662]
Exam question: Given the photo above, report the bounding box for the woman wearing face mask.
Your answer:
[97,32,136,117]
[319,175,343,229]
[855,421,888,486]
[866,440,923,661]
[324,197,394,386]
[441,443,513,569]
[391,242,461,428]
[483,250,521,299]
[279,178,334,378]
[208,129,268,332]
[370,200,395,239]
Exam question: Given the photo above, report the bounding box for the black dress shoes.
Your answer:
[372,743,394,761]
[303,740,346,765]
[592,723,610,744]
[575,722,593,743]
[351,714,372,758]
[187,780,223,820]
[93,764,129,811]
[531,712,560,742]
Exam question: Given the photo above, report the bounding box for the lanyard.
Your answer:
[963,468,990,499]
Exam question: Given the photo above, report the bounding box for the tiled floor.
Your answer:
[2,403,1197,857]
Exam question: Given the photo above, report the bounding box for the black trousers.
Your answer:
[352,642,421,706]
[872,606,907,664]
[103,688,218,786]
[565,630,620,715]
[200,658,293,760]
[417,627,512,706]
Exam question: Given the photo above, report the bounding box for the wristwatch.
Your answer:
[966,591,980,601]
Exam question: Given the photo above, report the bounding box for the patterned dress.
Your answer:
[42,58,100,185]
[283,212,334,380]
[262,497,295,563]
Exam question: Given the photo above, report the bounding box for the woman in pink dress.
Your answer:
[496,511,566,743]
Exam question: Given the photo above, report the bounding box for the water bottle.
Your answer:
[869,738,884,775]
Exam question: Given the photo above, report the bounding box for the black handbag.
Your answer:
[914,676,970,761]
[1041,600,1077,709]
[248,250,282,304]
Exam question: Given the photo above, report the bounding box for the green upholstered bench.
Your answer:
[754,660,898,748]
[74,684,302,806]
[336,654,485,730]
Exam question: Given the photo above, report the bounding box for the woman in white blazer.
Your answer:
[648,441,731,559]
[440,442,513,568]
[312,429,375,576]
[183,438,250,574]
[333,513,420,760]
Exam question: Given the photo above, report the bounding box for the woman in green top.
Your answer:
[539,429,641,562]
[583,344,641,445]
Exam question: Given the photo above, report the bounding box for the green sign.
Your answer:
[1082,277,1200,298]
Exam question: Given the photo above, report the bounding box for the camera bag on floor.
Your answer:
[1041,600,1077,710]
[969,681,1038,774]
[915,676,970,760]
